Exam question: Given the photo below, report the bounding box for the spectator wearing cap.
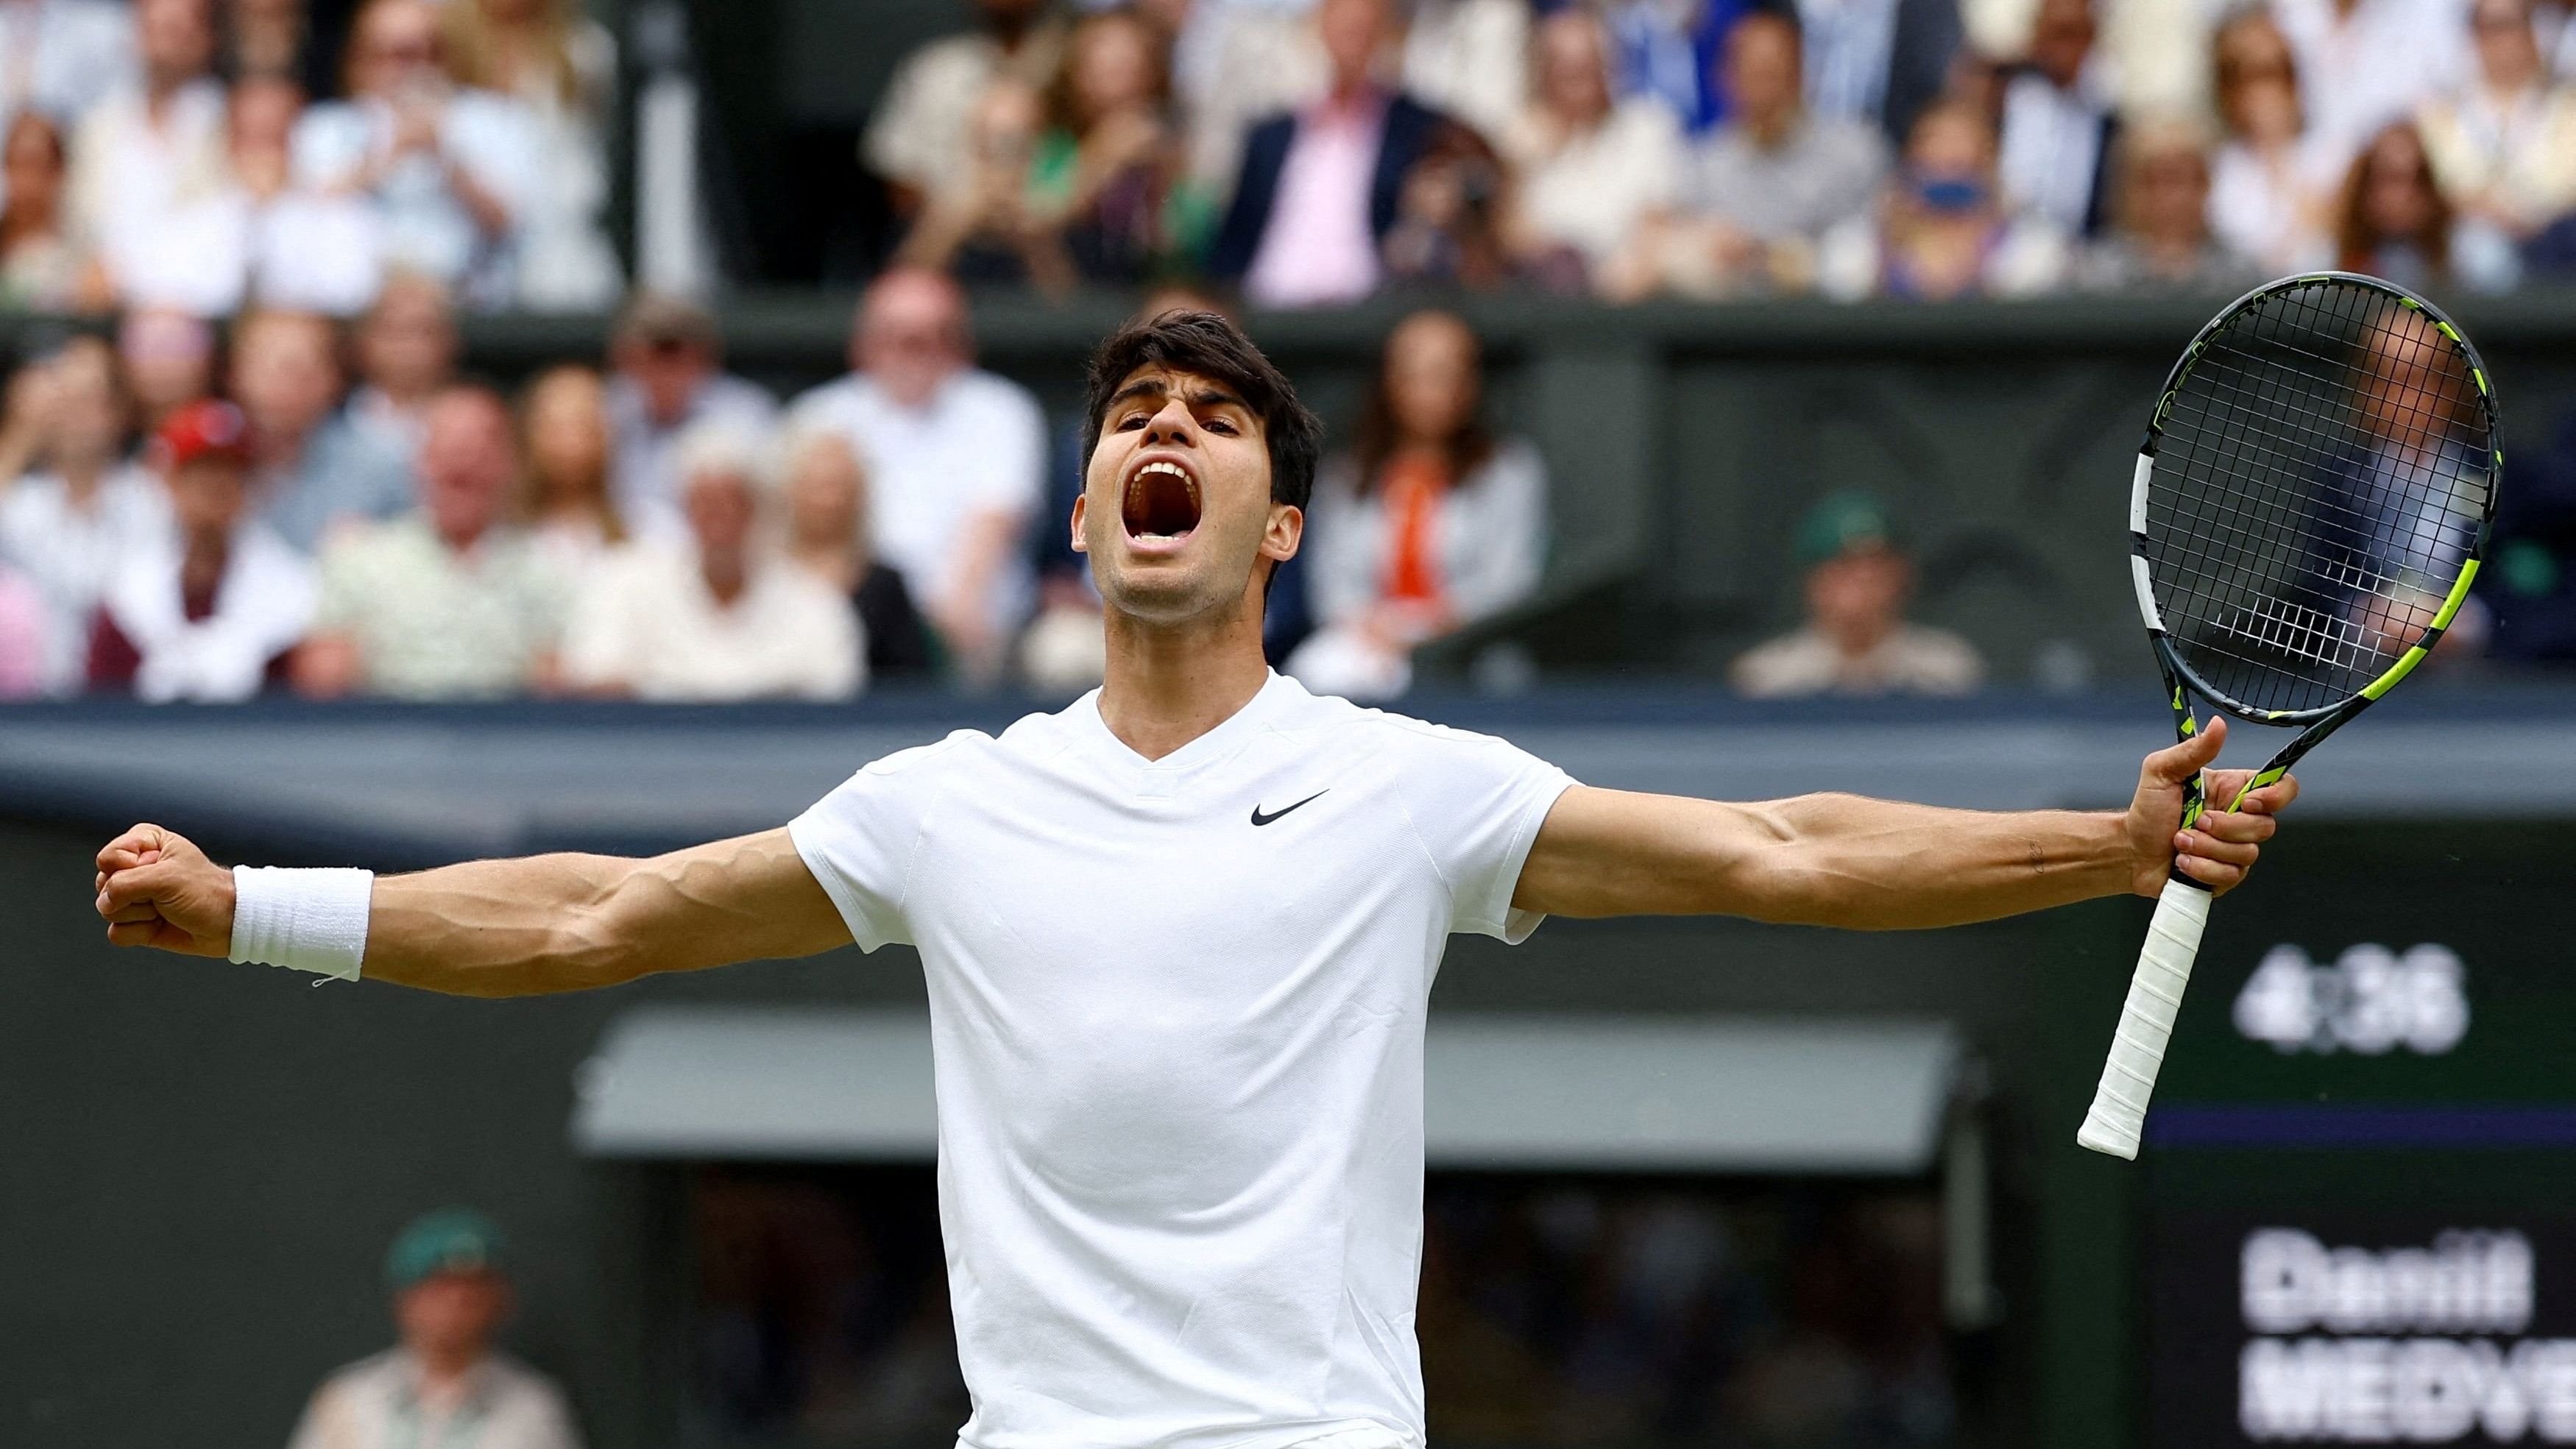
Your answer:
[1730,489,1982,696]
[785,268,1042,681]
[287,1208,582,1449]
[233,309,417,553]
[88,399,315,701]
[603,290,777,537]
[296,384,567,699]
[563,422,860,702]
[0,337,169,695]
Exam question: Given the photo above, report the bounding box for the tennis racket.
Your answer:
[2076,272,2501,1160]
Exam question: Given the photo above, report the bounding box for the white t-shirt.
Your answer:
[562,540,862,702]
[0,464,170,695]
[788,672,1576,1449]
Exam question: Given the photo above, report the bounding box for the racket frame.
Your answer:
[2131,272,2502,840]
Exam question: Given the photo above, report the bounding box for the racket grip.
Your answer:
[2076,876,2214,1160]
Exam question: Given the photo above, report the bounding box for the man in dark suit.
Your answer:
[1209,0,1449,306]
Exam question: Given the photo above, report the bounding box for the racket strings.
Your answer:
[2145,280,2492,715]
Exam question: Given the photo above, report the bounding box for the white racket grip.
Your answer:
[2076,877,2213,1159]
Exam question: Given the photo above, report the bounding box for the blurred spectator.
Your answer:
[1502,7,1685,294]
[2206,10,2340,272]
[1794,0,1961,144]
[782,428,936,682]
[1994,0,2115,235]
[1381,118,1515,291]
[564,422,860,702]
[0,0,135,127]
[604,289,777,534]
[116,303,212,427]
[0,112,107,309]
[231,308,413,551]
[0,558,41,695]
[70,0,227,313]
[787,269,1043,681]
[195,74,384,315]
[2335,119,2520,291]
[516,363,628,583]
[292,0,542,309]
[1287,310,1545,701]
[1602,0,1752,135]
[439,0,620,310]
[1210,0,1444,308]
[1034,9,1193,286]
[865,0,1068,209]
[288,1209,582,1449]
[2274,0,2471,167]
[1817,99,2070,300]
[2073,116,2265,291]
[1177,0,1330,190]
[1635,11,1885,298]
[1403,0,1528,139]
[1731,490,1981,696]
[88,398,313,701]
[296,384,564,699]
[223,0,316,86]
[2417,0,2576,251]
[895,77,1077,294]
[348,270,456,459]
[0,336,166,694]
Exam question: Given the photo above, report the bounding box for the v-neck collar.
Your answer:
[1075,670,1295,782]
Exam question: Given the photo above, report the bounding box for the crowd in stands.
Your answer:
[855,0,2576,303]
[0,0,618,319]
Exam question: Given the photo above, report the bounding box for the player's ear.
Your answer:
[1262,501,1302,562]
[1069,495,1088,554]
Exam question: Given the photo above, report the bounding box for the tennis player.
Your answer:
[91,311,2293,1449]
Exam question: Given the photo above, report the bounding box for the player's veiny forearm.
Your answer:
[91,825,849,994]
[1518,788,2131,928]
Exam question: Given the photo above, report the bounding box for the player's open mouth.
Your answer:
[1122,457,1200,544]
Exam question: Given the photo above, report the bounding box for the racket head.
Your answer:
[2131,272,2501,726]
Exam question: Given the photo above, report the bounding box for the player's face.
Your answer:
[1076,364,1301,625]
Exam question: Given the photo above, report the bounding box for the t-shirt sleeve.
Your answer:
[785,734,971,952]
[1389,721,1577,943]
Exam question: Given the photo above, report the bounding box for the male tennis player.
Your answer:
[92,311,2293,1449]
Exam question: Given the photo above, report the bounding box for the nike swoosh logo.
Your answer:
[1250,790,1329,826]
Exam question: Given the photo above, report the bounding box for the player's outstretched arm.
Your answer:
[92,825,852,994]
[1512,717,2298,929]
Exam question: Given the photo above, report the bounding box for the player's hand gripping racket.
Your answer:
[2076,273,2501,1158]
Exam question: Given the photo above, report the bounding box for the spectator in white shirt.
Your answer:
[564,421,861,702]
[0,0,135,128]
[291,0,542,309]
[198,74,386,315]
[2272,0,2474,169]
[1995,0,2117,236]
[787,267,1042,681]
[88,397,314,701]
[436,0,621,310]
[2207,9,2342,271]
[230,308,415,551]
[1501,7,1685,293]
[69,0,229,313]
[1631,10,1887,297]
[516,362,630,584]
[603,288,777,535]
[347,269,457,460]
[0,336,167,694]
[2417,0,2576,246]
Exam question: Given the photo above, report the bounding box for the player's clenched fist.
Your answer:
[95,824,235,957]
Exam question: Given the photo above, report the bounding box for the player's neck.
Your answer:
[1096,603,1273,762]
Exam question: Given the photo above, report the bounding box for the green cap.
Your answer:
[386,1208,506,1291]
[1794,489,1900,565]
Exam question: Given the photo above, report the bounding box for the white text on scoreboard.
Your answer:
[2233,943,2469,1056]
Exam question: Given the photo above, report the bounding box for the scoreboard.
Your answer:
[2140,823,2576,1448]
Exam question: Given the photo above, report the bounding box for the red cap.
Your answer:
[155,399,251,469]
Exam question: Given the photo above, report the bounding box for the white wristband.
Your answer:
[229,866,375,982]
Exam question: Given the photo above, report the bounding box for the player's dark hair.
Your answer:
[1081,311,1323,513]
